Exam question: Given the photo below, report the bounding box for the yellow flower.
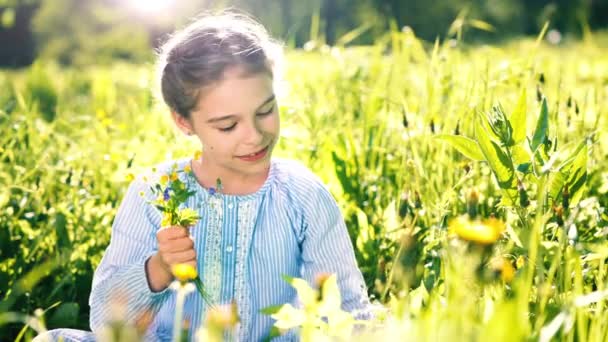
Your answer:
[449,215,506,245]
[205,301,239,328]
[170,171,178,181]
[172,264,198,282]
[161,212,172,227]
[160,175,169,185]
[125,173,135,182]
[194,150,203,160]
[183,164,192,173]
[516,255,525,269]
[490,257,515,283]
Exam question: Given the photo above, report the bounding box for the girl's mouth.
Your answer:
[237,145,269,162]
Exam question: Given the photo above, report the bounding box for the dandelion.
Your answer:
[449,215,506,245]
[183,164,192,173]
[170,171,178,181]
[172,264,198,283]
[194,150,203,160]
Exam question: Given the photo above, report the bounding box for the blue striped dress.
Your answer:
[36,157,373,341]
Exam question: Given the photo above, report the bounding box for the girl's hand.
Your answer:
[145,226,197,292]
[156,225,197,272]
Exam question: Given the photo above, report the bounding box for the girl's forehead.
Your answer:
[194,68,274,119]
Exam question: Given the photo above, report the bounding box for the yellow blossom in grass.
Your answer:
[183,164,192,173]
[172,264,198,282]
[125,173,135,182]
[160,175,169,185]
[170,172,178,181]
[490,257,515,283]
[449,215,506,245]
[516,255,525,269]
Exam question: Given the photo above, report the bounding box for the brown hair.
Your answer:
[157,10,283,119]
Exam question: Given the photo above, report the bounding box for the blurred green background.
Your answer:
[1,0,608,67]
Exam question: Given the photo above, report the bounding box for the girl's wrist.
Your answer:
[145,253,173,292]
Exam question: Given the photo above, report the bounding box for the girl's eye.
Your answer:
[257,103,275,116]
[219,123,237,132]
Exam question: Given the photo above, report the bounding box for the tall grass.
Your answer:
[1,28,607,340]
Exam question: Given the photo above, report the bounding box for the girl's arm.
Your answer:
[298,179,374,320]
[88,178,170,332]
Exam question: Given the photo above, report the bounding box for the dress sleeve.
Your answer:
[88,178,170,332]
[298,179,374,320]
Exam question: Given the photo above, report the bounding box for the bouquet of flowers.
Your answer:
[144,162,215,307]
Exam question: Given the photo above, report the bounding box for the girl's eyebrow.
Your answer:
[206,94,276,123]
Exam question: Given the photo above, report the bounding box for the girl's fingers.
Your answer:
[158,237,194,253]
[163,249,197,266]
[157,225,189,242]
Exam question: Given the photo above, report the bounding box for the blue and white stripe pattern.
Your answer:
[36,157,372,341]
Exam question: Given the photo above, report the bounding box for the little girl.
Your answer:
[37,10,372,342]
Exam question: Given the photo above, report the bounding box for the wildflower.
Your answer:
[516,255,525,269]
[194,150,203,160]
[161,212,172,227]
[172,264,198,283]
[205,301,239,329]
[183,164,192,173]
[489,257,515,283]
[126,173,135,182]
[160,175,169,186]
[163,187,171,201]
[170,171,178,181]
[449,215,506,245]
[314,272,332,290]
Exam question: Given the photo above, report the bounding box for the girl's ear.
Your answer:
[171,111,195,135]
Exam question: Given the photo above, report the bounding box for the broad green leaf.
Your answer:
[531,98,549,152]
[564,144,587,207]
[436,135,484,161]
[475,115,516,191]
[510,88,527,144]
[512,144,532,166]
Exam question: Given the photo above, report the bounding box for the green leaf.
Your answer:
[436,135,485,161]
[531,98,549,152]
[511,144,531,166]
[47,302,79,327]
[260,305,284,315]
[475,115,516,190]
[564,144,587,207]
[510,88,527,144]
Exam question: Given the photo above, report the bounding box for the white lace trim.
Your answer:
[202,194,224,307]
[234,199,258,341]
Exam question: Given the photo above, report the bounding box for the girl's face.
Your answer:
[174,66,280,181]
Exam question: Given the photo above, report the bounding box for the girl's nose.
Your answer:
[244,122,264,145]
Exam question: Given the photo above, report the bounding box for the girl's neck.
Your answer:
[191,157,269,196]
